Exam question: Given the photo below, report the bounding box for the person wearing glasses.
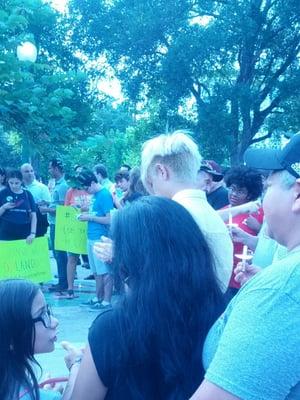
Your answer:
[0,279,64,400]
[223,166,264,300]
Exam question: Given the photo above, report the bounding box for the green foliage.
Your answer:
[70,0,300,164]
[61,103,163,176]
[0,0,92,171]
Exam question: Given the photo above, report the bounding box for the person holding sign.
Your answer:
[0,169,37,243]
[61,166,91,299]
[77,170,114,312]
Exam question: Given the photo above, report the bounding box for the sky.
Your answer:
[48,0,123,101]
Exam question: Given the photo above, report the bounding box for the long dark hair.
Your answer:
[111,196,224,399]
[0,279,40,400]
[122,167,147,203]
[0,167,6,185]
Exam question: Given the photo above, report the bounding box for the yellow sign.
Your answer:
[55,206,87,254]
[0,236,51,282]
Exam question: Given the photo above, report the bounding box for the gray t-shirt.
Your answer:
[48,177,68,225]
[203,247,300,400]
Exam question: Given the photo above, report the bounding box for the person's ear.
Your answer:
[155,163,169,180]
[292,179,300,213]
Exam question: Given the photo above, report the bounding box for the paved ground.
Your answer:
[36,255,102,378]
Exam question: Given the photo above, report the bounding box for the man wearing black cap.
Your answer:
[197,160,229,210]
[191,134,300,400]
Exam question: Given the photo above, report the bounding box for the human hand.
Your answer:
[77,213,90,222]
[2,202,16,210]
[40,373,66,393]
[37,200,48,206]
[93,236,113,263]
[38,206,48,213]
[26,233,35,244]
[234,262,261,286]
[61,341,84,371]
[244,215,262,233]
[230,226,248,243]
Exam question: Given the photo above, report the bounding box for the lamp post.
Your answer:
[16,41,37,63]
[17,41,38,163]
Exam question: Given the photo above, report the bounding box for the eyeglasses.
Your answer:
[32,305,53,329]
[228,185,248,197]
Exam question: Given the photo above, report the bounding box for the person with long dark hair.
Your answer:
[0,279,60,400]
[0,169,37,242]
[121,166,147,205]
[67,196,224,400]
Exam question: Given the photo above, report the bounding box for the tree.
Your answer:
[70,0,300,164]
[0,0,92,171]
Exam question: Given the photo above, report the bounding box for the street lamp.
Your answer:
[17,41,37,62]
[16,41,38,163]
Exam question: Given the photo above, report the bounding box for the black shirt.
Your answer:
[0,188,36,224]
[207,186,229,210]
[89,310,204,400]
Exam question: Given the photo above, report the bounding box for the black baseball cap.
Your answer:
[244,134,300,178]
[199,160,224,182]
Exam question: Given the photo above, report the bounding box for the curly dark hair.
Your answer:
[224,166,263,201]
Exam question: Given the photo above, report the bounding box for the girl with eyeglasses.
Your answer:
[0,279,61,400]
[223,166,264,301]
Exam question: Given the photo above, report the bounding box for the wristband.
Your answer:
[69,356,82,370]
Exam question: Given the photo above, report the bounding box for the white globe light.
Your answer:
[17,42,37,62]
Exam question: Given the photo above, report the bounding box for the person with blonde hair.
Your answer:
[140,130,233,292]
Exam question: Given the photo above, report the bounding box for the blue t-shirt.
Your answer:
[203,247,300,400]
[87,188,113,240]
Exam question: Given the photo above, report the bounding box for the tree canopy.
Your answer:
[0,0,92,171]
[70,0,300,164]
[0,0,299,174]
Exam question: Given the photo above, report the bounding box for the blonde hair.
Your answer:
[141,131,202,191]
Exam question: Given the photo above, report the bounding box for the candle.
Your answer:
[228,210,232,226]
[242,245,248,271]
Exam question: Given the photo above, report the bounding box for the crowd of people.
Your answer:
[0,130,300,399]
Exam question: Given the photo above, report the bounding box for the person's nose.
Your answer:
[50,315,59,329]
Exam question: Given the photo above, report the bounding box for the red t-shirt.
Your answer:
[64,188,91,208]
[224,205,264,289]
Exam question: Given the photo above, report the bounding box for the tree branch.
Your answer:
[251,131,273,144]
[257,38,300,104]
[251,95,281,135]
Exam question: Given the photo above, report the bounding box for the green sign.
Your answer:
[0,236,51,282]
[55,205,87,254]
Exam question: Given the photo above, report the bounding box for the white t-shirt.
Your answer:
[172,189,233,292]
[25,179,51,204]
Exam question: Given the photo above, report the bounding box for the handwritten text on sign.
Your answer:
[0,236,51,283]
[55,206,87,254]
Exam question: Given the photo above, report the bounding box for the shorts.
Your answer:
[87,239,112,276]
[67,252,80,258]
